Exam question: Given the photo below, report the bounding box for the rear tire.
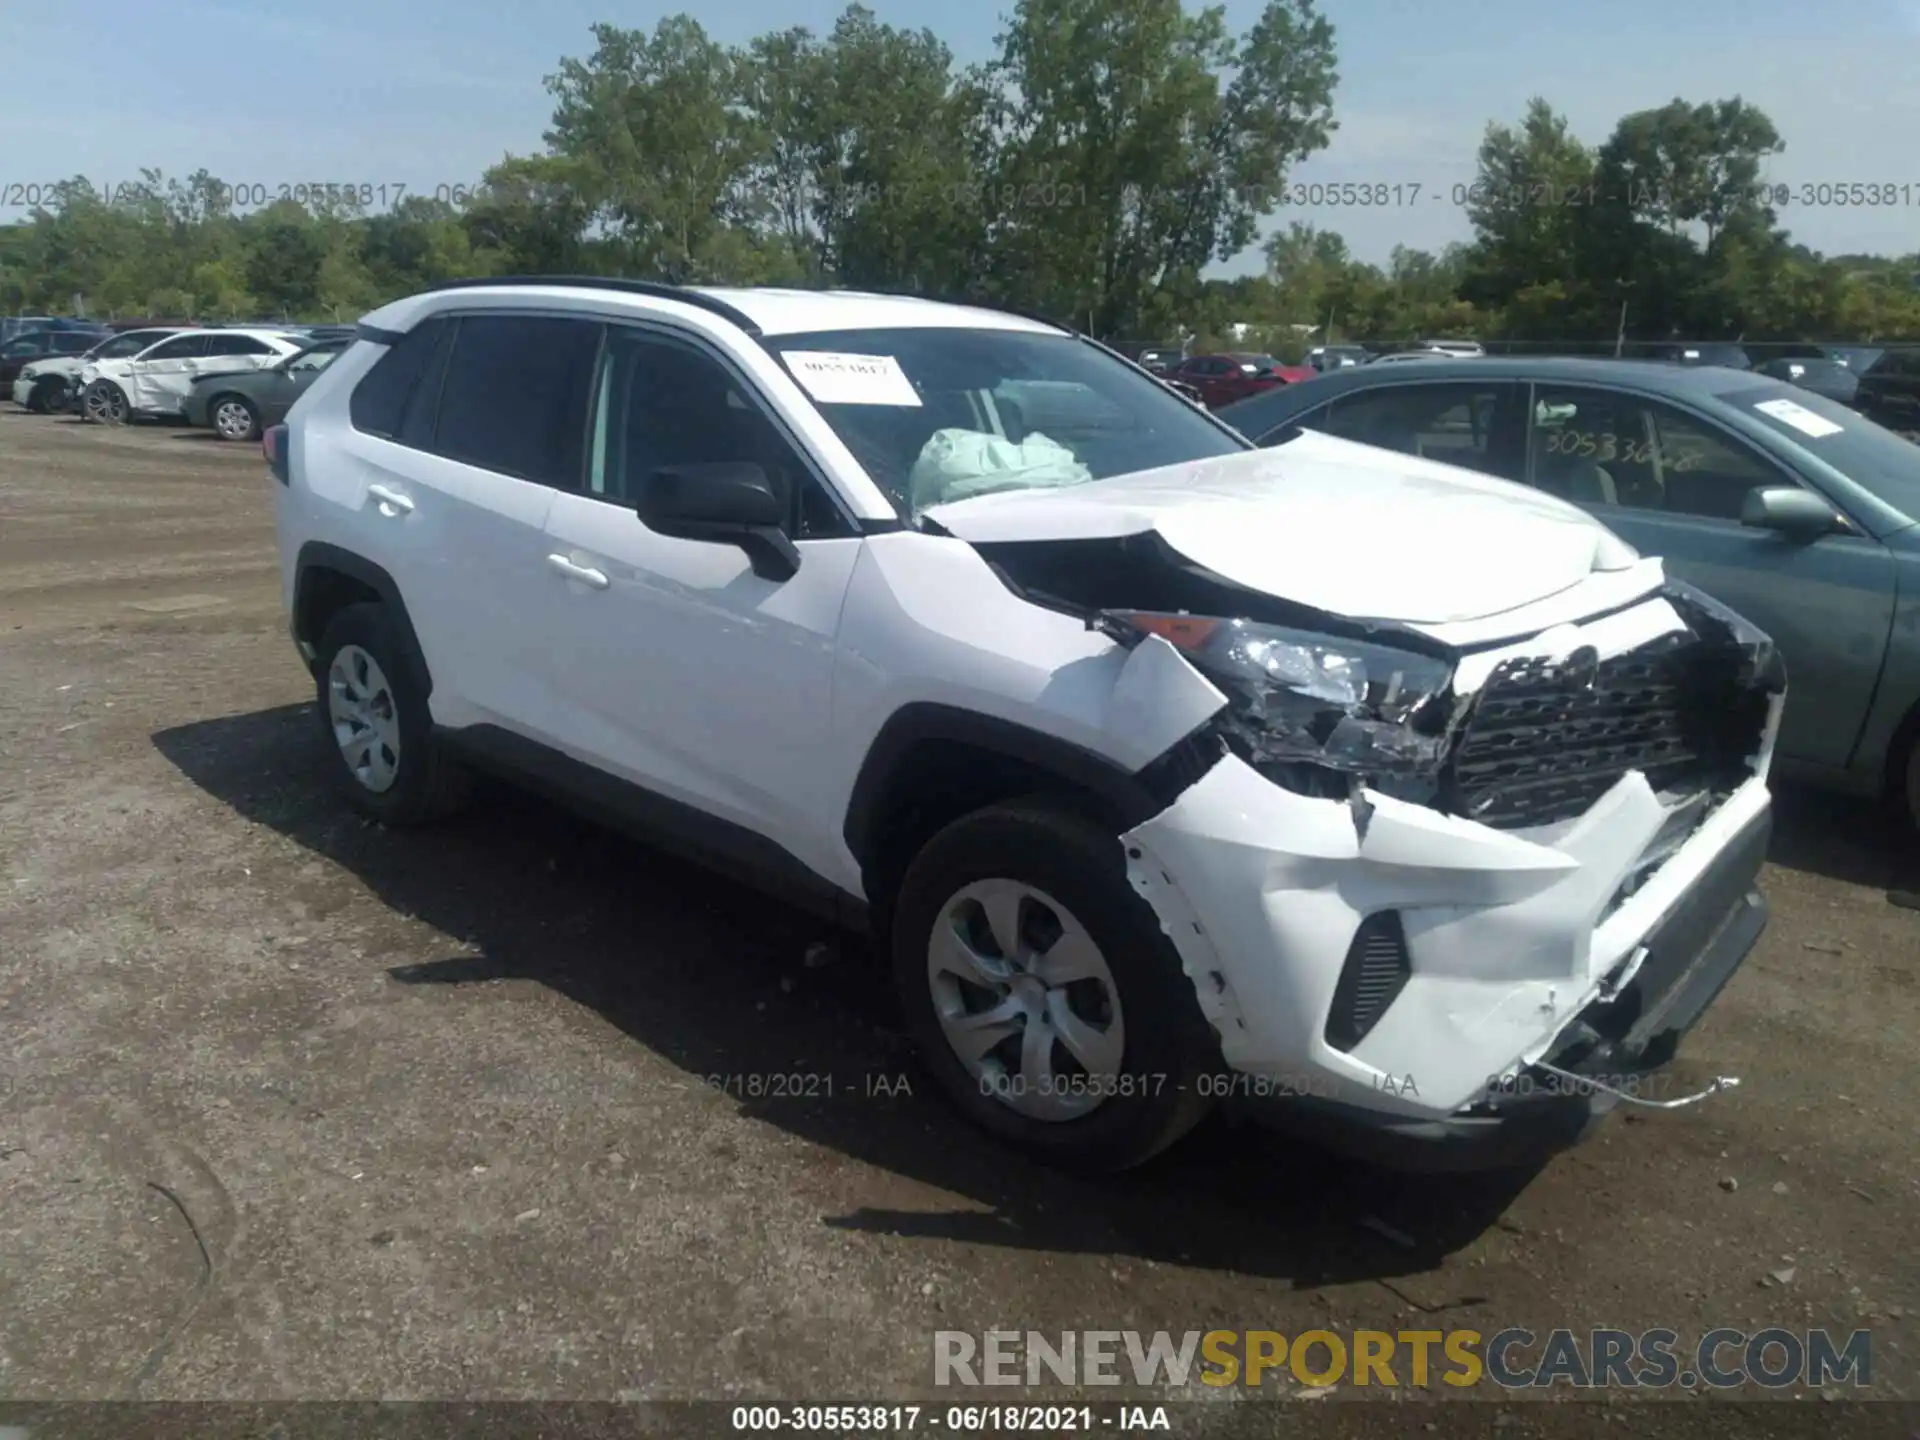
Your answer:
[313,603,472,827]
[891,798,1219,1172]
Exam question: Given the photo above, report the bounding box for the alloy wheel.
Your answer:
[213,398,256,440]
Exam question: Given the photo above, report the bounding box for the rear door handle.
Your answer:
[547,553,610,589]
[367,484,414,515]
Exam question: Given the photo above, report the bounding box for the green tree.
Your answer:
[541,17,764,281]
[981,0,1337,336]
[1459,98,1598,331]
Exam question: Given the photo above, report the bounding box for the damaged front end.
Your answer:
[1091,578,1783,834]
[1079,572,1784,1164]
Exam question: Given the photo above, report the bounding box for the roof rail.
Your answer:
[418,275,762,335]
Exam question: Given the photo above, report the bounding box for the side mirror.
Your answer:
[1741,485,1841,540]
[635,461,799,581]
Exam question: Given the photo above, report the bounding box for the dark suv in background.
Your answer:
[0,326,106,387]
[1852,348,1920,436]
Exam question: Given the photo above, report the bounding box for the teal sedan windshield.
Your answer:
[1723,385,1920,522]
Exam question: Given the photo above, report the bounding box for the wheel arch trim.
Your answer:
[293,542,434,700]
[841,702,1186,874]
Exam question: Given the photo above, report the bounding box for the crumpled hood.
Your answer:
[922,429,1643,626]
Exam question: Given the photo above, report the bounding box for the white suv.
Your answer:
[80,327,308,424]
[270,279,1783,1173]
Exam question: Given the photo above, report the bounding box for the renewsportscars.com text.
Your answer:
[933,1328,1873,1390]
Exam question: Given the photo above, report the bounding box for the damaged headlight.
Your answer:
[1100,610,1456,791]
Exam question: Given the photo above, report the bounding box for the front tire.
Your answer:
[40,377,75,413]
[314,603,471,826]
[82,379,128,425]
[209,393,260,441]
[891,799,1219,1172]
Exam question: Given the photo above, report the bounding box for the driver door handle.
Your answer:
[547,553,610,589]
[366,483,414,515]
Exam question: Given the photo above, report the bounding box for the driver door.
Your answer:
[126,334,208,410]
[537,325,862,880]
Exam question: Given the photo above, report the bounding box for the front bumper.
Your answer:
[1233,801,1769,1171]
[1122,753,1773,1168]
[10,374,36,407]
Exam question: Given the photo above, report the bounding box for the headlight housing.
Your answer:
[1100,610,1456,796]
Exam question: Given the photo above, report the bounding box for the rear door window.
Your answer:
[140,335,207,361]
[205,334,275,356]
[1318,382,1510,472]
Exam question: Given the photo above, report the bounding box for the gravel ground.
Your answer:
[0,409,1915,1421]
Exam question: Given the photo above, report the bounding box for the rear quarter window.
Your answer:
[349,319,447,438]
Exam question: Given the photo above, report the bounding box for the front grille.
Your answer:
[1325,911,1411,1051]
[1442,618,1770,831]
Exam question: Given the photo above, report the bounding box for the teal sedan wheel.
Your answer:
[209,393,261,442]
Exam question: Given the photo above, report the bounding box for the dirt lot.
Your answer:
[0,410,1916,1416]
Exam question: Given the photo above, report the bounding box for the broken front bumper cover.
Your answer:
[1226,801,1769,1172]
[1121,754,1773,1172]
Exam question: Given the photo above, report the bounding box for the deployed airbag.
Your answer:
[909,428,1091,511]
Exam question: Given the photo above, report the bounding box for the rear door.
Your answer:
[336,311,602,737]
[199,332,281,383]
[1515,382,1895,769]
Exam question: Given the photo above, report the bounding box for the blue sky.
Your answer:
[3,0,1916,272]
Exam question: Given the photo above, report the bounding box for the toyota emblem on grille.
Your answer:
[1564,645,1601,694]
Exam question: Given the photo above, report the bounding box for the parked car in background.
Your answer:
[1644,341,1753,370]
[1169,352,1310,407]
[1370,349,1450,364]
[1134,346,1185,374]
[1851,348,1920,437]
[1220,356,1920,825]
[1754,356,1860,408]
[0,316,56,343]
[182,337,349,440]
[79,327,308,424]
[0,326,106,389]
[11,327,186,412]
[1823,345,1885,373]
[0,316,109,342]
[1417,338,1484,358]
[1308,344,1372,371]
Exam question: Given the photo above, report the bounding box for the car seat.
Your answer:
[1532,442,1619,505]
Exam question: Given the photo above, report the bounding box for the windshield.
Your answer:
[1725,384,1920,519]
[767,327,1247,515]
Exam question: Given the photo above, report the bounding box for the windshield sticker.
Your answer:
[1754,397,1843,438]
[782,351,922,407]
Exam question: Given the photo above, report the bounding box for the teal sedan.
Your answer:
[181,338,347,442]
[1219,358,1920,826]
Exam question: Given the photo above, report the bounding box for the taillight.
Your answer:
[264,424,290,485]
